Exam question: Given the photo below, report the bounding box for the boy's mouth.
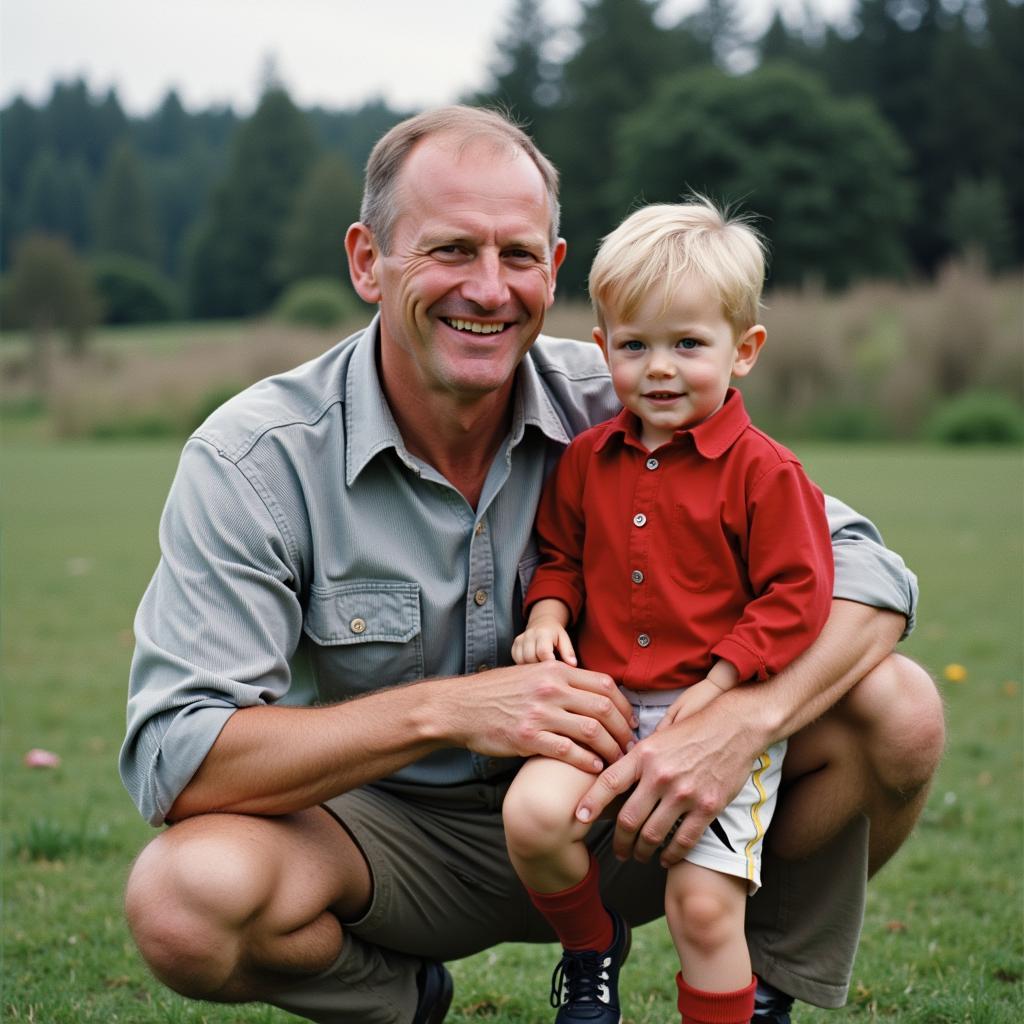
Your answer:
[441,317,508,335]
[643,390,683,400]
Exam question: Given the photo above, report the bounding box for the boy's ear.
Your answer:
[345,222,382,304]
[732,324,766,378]
[592,325,608,357]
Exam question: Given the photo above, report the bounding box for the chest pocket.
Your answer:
[303,579,424,699]
[669,504,724,593]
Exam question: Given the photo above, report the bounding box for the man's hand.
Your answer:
[575,697,761,867]
[446,660,636,774]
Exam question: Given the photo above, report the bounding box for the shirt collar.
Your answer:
[594,387,751,460]
[345,319,573,485]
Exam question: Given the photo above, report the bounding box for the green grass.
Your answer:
[2,442,1021,1022]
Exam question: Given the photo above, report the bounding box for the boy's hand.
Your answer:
[655,660,740,731]
[512,618,578,666]
[654,679,721,731]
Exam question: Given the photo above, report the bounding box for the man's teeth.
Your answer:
[445,318,506,334]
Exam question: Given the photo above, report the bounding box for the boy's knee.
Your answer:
[842,654,945,798]
[502,782,581,860]
[666,882,738,956]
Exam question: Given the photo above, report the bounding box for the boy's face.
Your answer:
[594,275,765,451]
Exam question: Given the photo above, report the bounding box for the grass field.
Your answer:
[2,440,1021,1022]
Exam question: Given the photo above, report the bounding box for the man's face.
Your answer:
[366,137,565,405]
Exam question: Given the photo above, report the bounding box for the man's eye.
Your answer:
[505,249,535,261]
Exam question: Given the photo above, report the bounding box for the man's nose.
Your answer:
[461,251,511,310]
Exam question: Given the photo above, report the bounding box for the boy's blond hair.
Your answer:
[588,197,767,334]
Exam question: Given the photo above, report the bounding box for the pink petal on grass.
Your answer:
[24,748,61,768]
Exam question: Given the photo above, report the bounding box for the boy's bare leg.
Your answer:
[503,756,596,891]
[666,862,750,991]
[768,653,944,874]
[125,806,372,1002]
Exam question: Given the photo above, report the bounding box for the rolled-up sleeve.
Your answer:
[119,439,303,825]
[825,495,918,639]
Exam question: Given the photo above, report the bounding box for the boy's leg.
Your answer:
[505,757,631,1022]
[668,863,756,1024]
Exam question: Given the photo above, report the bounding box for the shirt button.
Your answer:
[474,522,485,536]
[646,457,659,470]
[637,633,651,648]
[633,513,647,527]
[631,569,644,584]
[474,589,488,606]
[476,663,490,673]
[349,617,367,634]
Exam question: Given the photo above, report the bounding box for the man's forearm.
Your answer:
[724,599,907,748]
[167,681,452,821]
[167,659,638,822]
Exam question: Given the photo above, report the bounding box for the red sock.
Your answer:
[676,972,756,1024]
[526,855,614,952]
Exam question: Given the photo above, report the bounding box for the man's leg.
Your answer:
[124,806,428,1024]
[747,653,945,1009]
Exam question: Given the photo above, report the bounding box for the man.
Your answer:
[121,106,943,1024]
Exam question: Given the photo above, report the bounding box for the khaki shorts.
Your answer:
[325,777,668,963]
[325,771,868,1008]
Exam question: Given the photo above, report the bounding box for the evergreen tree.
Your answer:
[469,0,556,132]
[188,87,318,317]
[278,153,362,285]
[22,150,92,249]
[547,0,710,294]
[611,64,912,287]
[94,141,161,263]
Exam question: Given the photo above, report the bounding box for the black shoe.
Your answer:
[549,909,631,1023]
[412,960,453,1024]
[752,977,794,1023]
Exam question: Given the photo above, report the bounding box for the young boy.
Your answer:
[502,199,835,1024]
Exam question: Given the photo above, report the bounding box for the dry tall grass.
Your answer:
[2,263,1020,440]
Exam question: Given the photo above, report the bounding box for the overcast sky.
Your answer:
[1,0,856,116]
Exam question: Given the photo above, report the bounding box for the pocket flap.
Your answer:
[304,580,421,646]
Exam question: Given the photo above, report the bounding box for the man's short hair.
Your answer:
[360,105,561,254]
[589,197,767,333]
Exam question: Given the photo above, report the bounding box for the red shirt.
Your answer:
[525,388,834,689]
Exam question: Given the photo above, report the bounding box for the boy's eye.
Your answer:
[677,337,700,350]
[623,340,645,351]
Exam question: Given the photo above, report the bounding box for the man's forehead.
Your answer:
[392,136,553,241]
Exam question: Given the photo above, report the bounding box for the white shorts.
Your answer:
[621,685,786,893]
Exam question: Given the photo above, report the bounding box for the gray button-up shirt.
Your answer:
[120,319,918,826]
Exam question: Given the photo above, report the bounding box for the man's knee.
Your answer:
[124,818,277,1000]
[839,653,945,798]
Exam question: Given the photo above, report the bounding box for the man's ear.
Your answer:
[345,222,382,304]
[547,238,568,304]
[732,324,766,378]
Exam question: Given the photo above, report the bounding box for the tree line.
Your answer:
[2,0,1020,328]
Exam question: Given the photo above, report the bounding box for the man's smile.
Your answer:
[441,317,509,335]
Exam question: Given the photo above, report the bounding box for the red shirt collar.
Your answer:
[595,387,751,459]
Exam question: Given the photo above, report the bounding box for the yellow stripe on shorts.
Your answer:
[744,751,772,881]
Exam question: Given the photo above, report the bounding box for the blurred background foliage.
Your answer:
[1,0,1021,443]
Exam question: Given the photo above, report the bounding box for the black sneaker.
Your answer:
[752,976,794,1023]
[412,960,453,1024]
[549,909,631,1023]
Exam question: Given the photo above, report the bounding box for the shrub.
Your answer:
[91,254,181,324]
[273,277,358,329]
[924,391,1024,445]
